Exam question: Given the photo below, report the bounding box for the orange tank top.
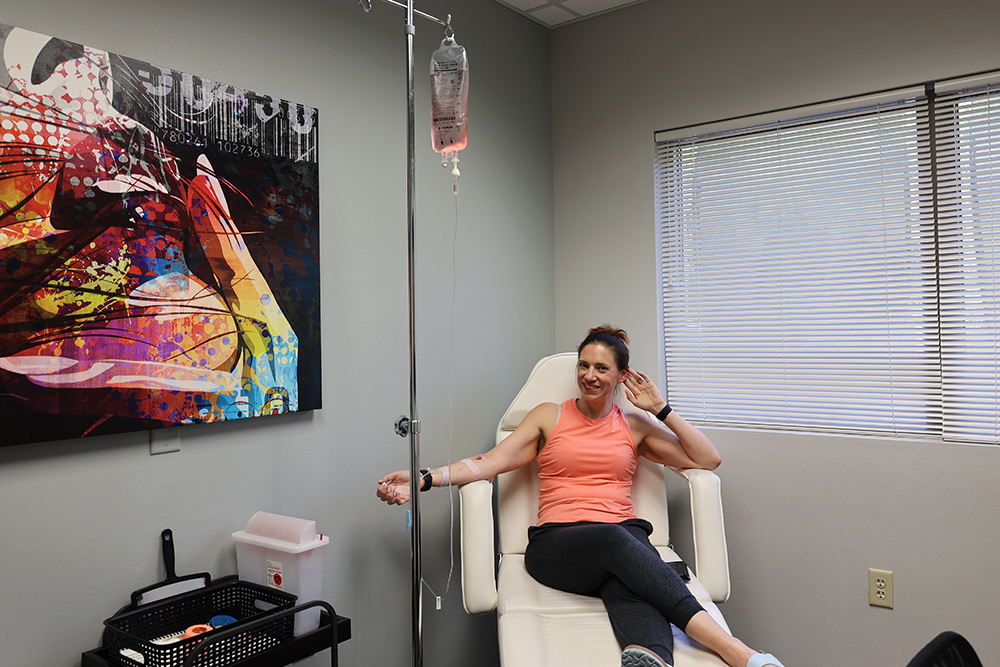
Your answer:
[536,399,638,526]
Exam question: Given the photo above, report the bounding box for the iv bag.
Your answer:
[430,36,469,157]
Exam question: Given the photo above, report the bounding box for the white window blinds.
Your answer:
[935,77,1000,443]
[655,76,1000,443]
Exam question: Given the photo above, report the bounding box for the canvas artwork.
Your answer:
[0,24,321,447]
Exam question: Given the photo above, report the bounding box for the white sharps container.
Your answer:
[233,511,330,636]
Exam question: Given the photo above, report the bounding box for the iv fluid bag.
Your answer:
[430,37,469,155]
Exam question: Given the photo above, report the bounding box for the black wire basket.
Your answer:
[103,577,297,667]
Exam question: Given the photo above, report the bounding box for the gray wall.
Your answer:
[0,2,552,666]
[552,0,1000,665]
[6,1,999,666]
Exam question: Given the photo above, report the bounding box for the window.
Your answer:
[654,74,1000,444]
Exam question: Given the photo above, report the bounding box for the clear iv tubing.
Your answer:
[421,172,461,608]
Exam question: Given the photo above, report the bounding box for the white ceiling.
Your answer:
[492,0,648,28]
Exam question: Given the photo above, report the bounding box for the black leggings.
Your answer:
[524,518,704,665]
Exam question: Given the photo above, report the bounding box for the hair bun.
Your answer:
[587,324,629,346]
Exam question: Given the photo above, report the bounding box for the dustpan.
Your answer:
[130,529,211,606]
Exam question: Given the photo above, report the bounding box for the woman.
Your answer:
[377,326,784,667]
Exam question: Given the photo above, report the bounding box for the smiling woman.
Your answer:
[377,325,780,667]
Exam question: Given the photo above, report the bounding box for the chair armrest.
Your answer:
[459,479,498,614]
[670,468,731,602]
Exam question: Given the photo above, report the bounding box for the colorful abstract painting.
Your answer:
[0,24,321,447]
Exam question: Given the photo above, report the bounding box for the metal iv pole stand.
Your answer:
[360,2,448,666]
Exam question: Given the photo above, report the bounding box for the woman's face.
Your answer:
[577,343,626,402]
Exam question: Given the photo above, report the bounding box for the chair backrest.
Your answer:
[906,631,982,667]
[494,352,671,555]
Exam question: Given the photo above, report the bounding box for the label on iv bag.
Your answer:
[431,67,464,123]
[267,559,284,588]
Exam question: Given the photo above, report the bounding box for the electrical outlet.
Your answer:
[869,568,893,608]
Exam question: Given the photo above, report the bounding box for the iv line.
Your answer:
[420,174,461,608]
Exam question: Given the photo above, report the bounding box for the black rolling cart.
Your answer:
[81,575,351,667]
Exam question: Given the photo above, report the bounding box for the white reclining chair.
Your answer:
[459,353,732,667]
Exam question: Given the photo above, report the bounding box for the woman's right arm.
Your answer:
[376,401,558,505]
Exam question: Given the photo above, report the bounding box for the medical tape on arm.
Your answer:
[459,457,482,476]
[439,465,450,487]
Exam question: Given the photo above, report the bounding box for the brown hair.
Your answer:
[577,324,630,371]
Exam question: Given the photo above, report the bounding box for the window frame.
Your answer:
[654,71,1000,445]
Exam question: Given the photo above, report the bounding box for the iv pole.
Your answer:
[360,2,448,666]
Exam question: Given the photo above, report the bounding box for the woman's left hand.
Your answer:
[376,470,413,505]
[622,369,668,415]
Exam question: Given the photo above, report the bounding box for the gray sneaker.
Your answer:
[621,645,670,667]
